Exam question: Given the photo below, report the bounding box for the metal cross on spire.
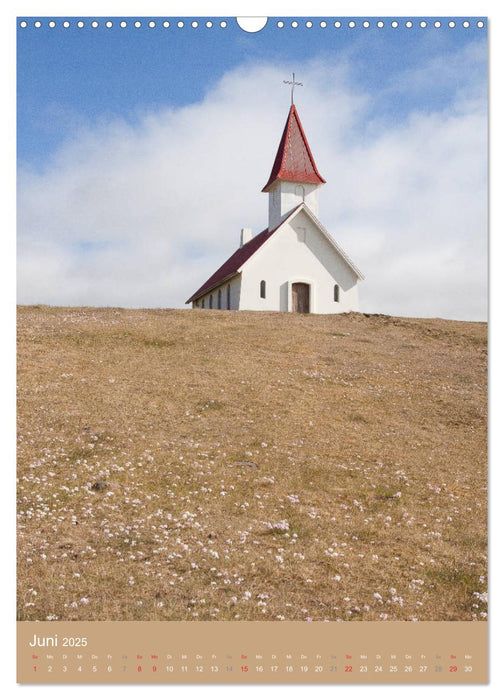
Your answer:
[283,72,303,105]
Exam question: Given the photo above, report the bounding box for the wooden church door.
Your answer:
[292,283,310,313]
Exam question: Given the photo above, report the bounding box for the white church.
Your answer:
[186,99,363,314]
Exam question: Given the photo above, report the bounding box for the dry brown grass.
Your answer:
[17,306,487,622]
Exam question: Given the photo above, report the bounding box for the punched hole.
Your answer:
[237,17,268,32]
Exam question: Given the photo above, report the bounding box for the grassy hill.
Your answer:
[17,306,487,622]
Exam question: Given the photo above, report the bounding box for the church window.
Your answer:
[218,289,222,309]
[202,298,205,308]
[295,184,306,201]
[334,284,340,302]
[227,284,231,310]
[296,227,306,243]
[209,294,213,309]
[260,280,266,298]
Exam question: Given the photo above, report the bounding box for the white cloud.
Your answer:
[17,55,487,319]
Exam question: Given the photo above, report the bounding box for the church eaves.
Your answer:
[262,103,326,193]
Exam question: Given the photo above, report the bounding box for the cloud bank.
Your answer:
[17,53,487,320]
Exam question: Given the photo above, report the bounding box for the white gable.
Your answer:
[237,205,362,314]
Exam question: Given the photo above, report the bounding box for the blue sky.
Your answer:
[17,15,488,319]
[18,17,486,167]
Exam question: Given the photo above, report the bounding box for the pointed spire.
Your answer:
[262,104,326,193]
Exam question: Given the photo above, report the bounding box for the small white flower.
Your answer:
[267,519,289,532]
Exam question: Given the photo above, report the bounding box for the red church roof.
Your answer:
[186,228,272,304]
[262,104,326,192]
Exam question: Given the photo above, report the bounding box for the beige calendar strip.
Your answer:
[17,620,487,683]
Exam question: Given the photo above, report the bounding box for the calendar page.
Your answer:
[16,5,488,687]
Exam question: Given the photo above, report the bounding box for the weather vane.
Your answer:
[283,72,303,105]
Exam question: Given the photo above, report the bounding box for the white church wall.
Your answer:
[239,210,359,314]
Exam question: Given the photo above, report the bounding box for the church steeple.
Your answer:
[263,104,325,230]
[262,104,325,192]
